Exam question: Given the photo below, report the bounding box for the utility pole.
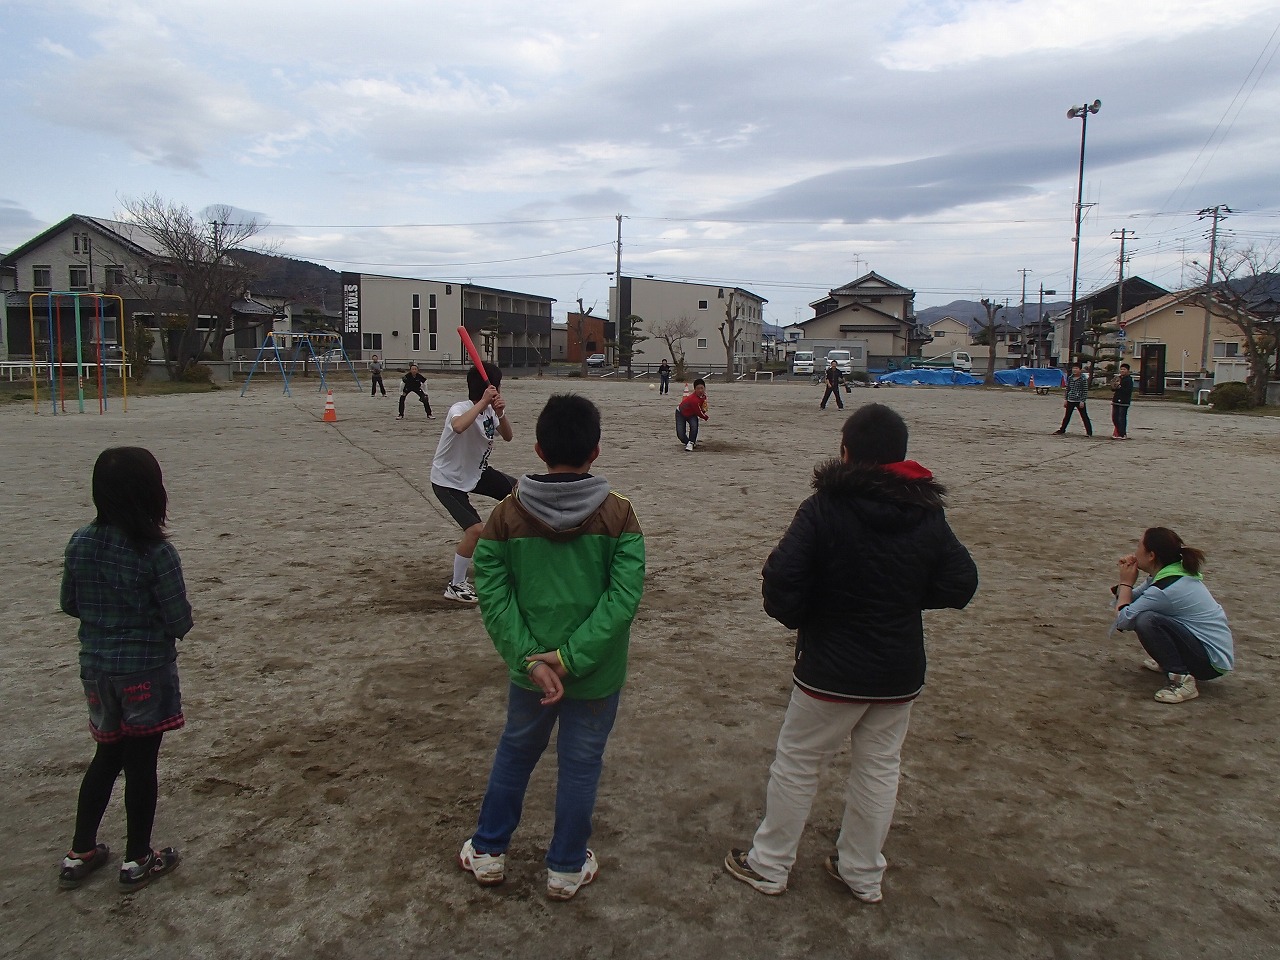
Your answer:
[615,214,626,372]
[1197,205,1230,377]
[1018,268,1031,327]
[1112,229,1137,372]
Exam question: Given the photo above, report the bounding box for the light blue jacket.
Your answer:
[1113,570,1234,673]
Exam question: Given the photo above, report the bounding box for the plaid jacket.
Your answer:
[1065,374,1089,404]
[61,523,193,675]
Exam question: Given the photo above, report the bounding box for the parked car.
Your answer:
[825,349,853,375]
[586,353,608,367]
[791,350,815,376]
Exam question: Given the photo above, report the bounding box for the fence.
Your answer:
[1,360,131,382]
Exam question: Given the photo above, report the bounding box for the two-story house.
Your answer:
[797,272,930,369]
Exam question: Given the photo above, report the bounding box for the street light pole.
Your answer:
[1066,99,1101,367]
[1038,284,1056,367]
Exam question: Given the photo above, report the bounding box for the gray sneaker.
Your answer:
[723,848,784,895]
[824,854,883,903]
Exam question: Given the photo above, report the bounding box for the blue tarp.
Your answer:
[992,367,1066,387]
[876,369,982,386]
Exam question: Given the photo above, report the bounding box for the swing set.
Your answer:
[27,292,129,415]
[239,330,362,397]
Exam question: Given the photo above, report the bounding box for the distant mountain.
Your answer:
[915,299,1069,331]
[233,248,343,314]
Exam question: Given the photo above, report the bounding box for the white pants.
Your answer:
[747,687,912,895]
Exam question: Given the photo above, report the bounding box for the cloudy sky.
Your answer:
[3,0,1279,323]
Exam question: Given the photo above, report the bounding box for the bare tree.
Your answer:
[649,313,698,381]
[1202,242,1280,406]
[719,293,742,376]
[975,298,1003,384]
[572,298,595,375]
[118,195,269,379]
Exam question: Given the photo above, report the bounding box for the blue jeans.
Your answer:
[472,684,620,872]
[676,412,700,445]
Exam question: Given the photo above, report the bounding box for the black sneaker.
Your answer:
[58,843,110,890]
[119,847,180,892]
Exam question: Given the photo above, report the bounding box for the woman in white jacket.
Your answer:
[1113,527,1234,703]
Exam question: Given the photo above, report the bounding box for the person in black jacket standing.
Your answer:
[819,359,845,410]
[725,404,977,903]
[1110,362,1133,439]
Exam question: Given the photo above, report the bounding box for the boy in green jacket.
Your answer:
[459,394,645,901]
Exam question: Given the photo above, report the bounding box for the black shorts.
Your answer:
[432,468,516,530]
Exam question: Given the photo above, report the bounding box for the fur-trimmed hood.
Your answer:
[812,459,948,511]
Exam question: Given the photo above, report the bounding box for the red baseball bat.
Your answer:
[457,326,490,384]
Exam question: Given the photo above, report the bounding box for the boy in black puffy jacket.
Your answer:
[725,403,977,904]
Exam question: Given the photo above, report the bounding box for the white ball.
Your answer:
[648,383,655,390]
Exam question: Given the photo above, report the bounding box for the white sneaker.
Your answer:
[547,850,598,901]
[443,581,478,604]
[685,441,694,451]
[458,839,505,886]
[1155,674,1199,703]
[1141,657,1163,673]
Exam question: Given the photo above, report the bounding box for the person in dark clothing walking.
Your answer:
[1110,363,1133,439]
[1054,364,1092,436]
[369,355,386,397]
[819,360,845,410]
[724,404,978,903]
[658,360,671,394]
[398,363,433,420]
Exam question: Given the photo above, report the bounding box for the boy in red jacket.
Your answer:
[675,379,709,452]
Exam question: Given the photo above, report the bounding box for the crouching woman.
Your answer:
[1113,527,1234,703]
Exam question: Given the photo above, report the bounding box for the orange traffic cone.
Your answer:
[323,389,337,422]
[1029,373,1036,391]
[682,382,691,396]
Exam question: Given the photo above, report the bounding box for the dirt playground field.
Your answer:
[2,376,1277,960]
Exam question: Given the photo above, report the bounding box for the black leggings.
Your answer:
[72,734,163,862]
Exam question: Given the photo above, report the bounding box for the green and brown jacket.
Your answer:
[474,473,645,700]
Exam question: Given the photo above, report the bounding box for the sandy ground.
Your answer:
[2,375,1278,960]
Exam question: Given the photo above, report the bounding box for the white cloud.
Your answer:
[36,38,75,59]
[880,0,1279,70]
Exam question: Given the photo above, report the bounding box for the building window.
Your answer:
[105,265,125,287]
[1174,309,1185,315]
[698,300,709,310]
[69,266,89,290]
[412,293,420,309]
[697,338,708,349]
[428,308,438,336]
[718,288,724,299]
[412,309,421,351]
[429,294,437,308]
[429,334,437,351]
[33,265,51,290]
[1212,342,1239,358]
[362,332,383,351]
[73,231,90,254]
[445,284,452,295]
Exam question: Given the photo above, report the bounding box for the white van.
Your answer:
[792,350,815,376]
[825,349,853,375]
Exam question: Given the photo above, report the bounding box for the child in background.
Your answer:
[59,447,192,892]
[430,362,516,603]
[676,378,710,451]
[459,394,645,901]
[398,363,433,420]
[369,354,386,397]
